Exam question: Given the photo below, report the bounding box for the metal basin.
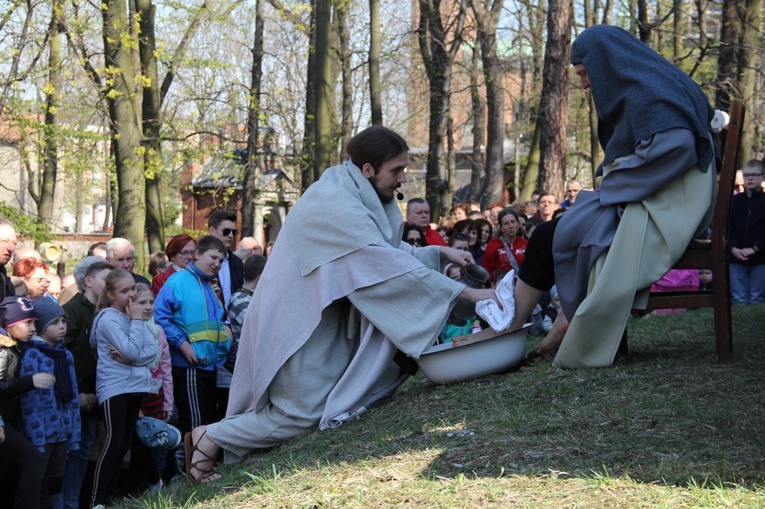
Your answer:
[417,324,530,384]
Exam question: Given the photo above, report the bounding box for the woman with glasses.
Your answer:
[482,208,527,283]
[402,225,427,247]
[151,234,196,297]
[12,258,50,299]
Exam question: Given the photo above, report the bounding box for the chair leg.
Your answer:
[713,261,733,362]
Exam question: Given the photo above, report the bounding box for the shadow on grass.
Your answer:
[127,306,765,507]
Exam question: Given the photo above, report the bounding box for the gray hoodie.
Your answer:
[90,307,160,403]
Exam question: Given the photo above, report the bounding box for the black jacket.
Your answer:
[728,188,765,265]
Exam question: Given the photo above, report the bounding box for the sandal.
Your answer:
[184,429,221,484]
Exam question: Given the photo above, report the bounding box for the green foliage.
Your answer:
[0,202,51,243]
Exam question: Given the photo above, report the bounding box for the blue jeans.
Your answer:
[730,263,765,305]
[59,413,98,509]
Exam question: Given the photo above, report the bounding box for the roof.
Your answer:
[191,149,296,190]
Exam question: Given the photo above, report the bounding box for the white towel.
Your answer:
[475,270,516,331]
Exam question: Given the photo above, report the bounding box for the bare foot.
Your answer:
[185,426,222,483]
[529,313,569,358]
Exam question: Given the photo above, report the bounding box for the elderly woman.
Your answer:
[12,258,50,299]
[509,25,717,368]
[151,234,196,296]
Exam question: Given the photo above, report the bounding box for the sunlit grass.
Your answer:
[115,305,765,508]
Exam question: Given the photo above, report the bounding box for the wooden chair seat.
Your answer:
[644,99,745,363]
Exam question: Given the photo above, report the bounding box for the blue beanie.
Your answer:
[31,297,66,334]
[0,296,36,328]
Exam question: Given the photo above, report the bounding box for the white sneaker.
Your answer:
[148,479,163,492]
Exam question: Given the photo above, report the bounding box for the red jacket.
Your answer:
[482,236,527,281]
[424,226,446,246]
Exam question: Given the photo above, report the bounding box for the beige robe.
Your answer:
[206,162,464,462]
[553,157,715,368]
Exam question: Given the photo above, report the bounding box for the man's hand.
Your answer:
[459,287,501,308]
[440,247,475,267]
[163,410,173,422]
[179,341,198,365]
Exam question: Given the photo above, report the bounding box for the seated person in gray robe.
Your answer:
[509,25,718,368]
[182,126,499,483]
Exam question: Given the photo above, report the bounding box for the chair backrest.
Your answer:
[713,99,745,255]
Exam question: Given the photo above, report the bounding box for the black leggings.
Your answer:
[518,216,559,292]
[90,393,145,508]
[0,424,45,509]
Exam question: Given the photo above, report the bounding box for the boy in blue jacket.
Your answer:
[154,236,231,450]
[19,297,80,508]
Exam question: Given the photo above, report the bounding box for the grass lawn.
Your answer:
[117,305,765,508]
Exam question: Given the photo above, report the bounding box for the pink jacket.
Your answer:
[148,320,174,413]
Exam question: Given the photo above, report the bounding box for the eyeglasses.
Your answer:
[32,277,49,285]
[742,173,763,179]
[178,250,195,257]
[406,238,423,246]
[220,228,238,237]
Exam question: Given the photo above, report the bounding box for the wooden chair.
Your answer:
[643,99,745,362]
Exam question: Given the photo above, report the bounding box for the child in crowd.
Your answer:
[148,252,169,279]
[61,260,113,509]
[448,232,471,252]
[699,268,713,290]
[89,269,160,508]
[154,236,230,479]
[19,297,80,509]
[129,283,173,492]
[0,296,53,509]
[444,263,462,280]
[228,255,267,342]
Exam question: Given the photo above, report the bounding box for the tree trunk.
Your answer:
[672,0,686,64]
[39,0,62,228]
[103,0,146,267]
[300,2,318,190]
[418,0,466,219]
[446,114,455,205]
[519,121,540,202]
[737,0,760,162]
[368,0,382,125]
[714,0,739,111]
[538,0,571,198]
[241,0,265,237]
[313,0,333,177]
[337,2,353,156]
[468,44,484,203]
[472,0,505,209]
[137,0,164,253]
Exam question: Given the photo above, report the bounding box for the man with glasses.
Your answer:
[105,237,150,286]
[207,210,244,310]
[728,160,765,305]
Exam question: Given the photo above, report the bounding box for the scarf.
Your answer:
[26,340,73,406]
